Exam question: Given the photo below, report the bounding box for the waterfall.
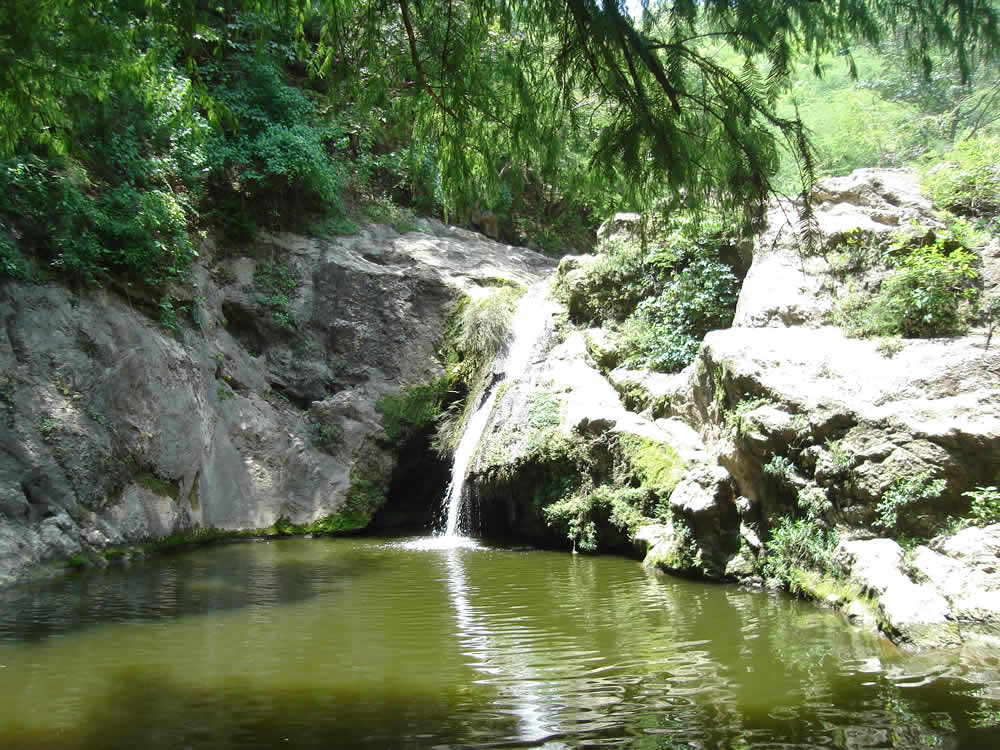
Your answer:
[440,281,552,539]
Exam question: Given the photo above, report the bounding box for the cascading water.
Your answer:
[442,388,499,537]
[439,280,553,539]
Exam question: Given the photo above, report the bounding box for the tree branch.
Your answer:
[397,0,457,118]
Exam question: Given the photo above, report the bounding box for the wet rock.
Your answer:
[662,465,739,578]
[835,538,961,649]
[634,520,709,577]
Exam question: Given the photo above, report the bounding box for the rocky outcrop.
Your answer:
[736,168,943,328]
[661,169,999,649]
[0,220,553,586]
[475,167,999,651]
[464,297,722,555]
[687,327,1000,533]
[835,527,1000,649]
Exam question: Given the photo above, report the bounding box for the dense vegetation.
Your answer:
[2,1,998,295]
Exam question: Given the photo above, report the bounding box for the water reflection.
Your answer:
[0,537,999,748]
[0,540,371,642]
[428,543,1000,748]
[441,547,556,745]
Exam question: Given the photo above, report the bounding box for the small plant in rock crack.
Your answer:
[310,420,343,453]
[797,485,833,522]
[763,454,796,481]
[39,417,58,442]
[253,262,299,330]
[725,395,771,437]
[821,439,854,474]
[963,486,1000,527]
[876,337,903,358]
[874,471,946,531]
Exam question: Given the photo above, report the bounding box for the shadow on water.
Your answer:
[2,667,521,750]
[0,538,381,643]
[4,665,1000,750]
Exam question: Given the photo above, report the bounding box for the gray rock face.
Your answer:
[668,168,1000,649]
[0,222,553,586]
[523,167,1000,651]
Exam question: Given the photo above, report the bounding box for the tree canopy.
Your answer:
[342,0,999,224]
[1,0,998,281]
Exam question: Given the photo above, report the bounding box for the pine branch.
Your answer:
[397,0,457,118]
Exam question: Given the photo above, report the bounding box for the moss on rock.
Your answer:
[617,433,687,499]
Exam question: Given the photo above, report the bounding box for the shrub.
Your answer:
[449,287,522,380]
[820,439,854,474]
[763,454,796,481]
[622,254,738,372]
[836,236,979,338]
[874,471,947,531]
[963,486,1000,527]
[576,235,654,322]
[724,395,772,436]
[253,262,299,329]
[924,136,1000,219]
[543,484,651,552]
[0,225,27,279]
[202,54,347,238]
[0,155,197,286]
[544,492,601,551]
[763,516,838,587]
[377,378,451,445]
[0,63,204,289]
[573,214,739,330]
[797,486,833,521]
[879,242,979,337]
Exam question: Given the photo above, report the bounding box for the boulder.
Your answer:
[655,464,739,578]
[471,210,499,240]
[679,326,1000,533]
[834,537,965,650]
[735,168,943,328]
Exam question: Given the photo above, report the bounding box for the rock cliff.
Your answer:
[463,169,1000,651]
[0,221,553,586]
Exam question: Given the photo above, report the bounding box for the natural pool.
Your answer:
[0,536,998,749]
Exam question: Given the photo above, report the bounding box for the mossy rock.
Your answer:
[616,433,687,498]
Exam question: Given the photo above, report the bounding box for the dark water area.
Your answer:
[1,536,998,749]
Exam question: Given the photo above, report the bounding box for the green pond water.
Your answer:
[1,536,999,749]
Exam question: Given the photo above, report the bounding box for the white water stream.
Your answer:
[439,281,553,539]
